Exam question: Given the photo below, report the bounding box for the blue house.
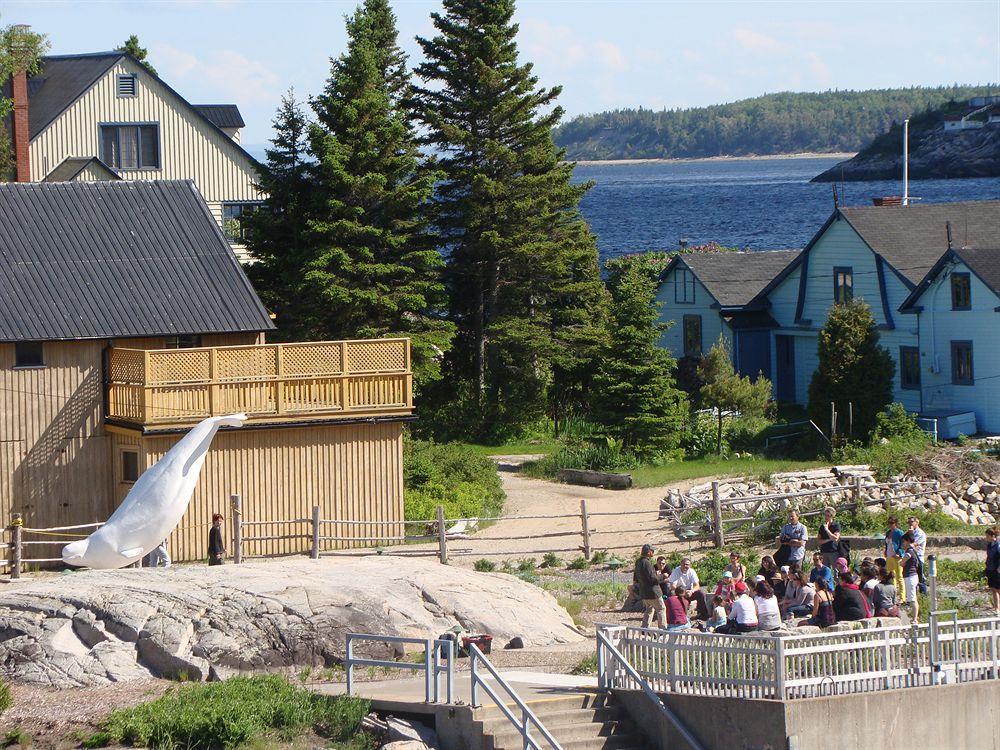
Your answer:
[900,244,1000,434]
[656,250,800,379]
[754,200,1000,408]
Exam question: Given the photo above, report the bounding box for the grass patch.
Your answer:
[630,457,828,488]
[835,507,978,536]
[570,654,598,675]
[87,675,373,750]
[935,558,986,585]
[461,435,562,457]
[474,559,496,572]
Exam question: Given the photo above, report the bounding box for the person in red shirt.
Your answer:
[665,584,690,632]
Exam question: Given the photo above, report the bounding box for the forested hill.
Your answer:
[553,86,998,161]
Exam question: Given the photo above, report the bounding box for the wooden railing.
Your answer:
[106,338,413,427]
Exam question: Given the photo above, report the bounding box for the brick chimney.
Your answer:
[10,67,30,182]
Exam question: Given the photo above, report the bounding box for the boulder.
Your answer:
[0,557,583,688]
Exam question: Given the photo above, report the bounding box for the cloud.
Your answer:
[151,42,197,78]
[806,52,833,87]
[731,28,789,55]
[148,43,279,106]
[594,40,628,72]
[520,18,586,71]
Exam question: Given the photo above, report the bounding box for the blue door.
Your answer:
[735,330,771,381]
[775,335,796,403]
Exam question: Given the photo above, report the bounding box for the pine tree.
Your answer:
[808,299,895,441]
[301,0,453,386]
[591,260,688,456]
[699,336,772,455]
[117,35,155,75]
[0,121,13,181]
[412,0,607,436]
[244,91,312,339]
[0,21,48,181]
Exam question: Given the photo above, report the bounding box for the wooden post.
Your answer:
[436,505,448,565]
[10,513,22,580]
[848,402,854,437]
[580,499,592,560]
[311,505,321,559]
[830,402,837,440]
[275,344,285,416]
[853,475,863,514]
[711,482,724,549]
[142,350,153,424]
[230,494,242,564]
[208,348,219,416]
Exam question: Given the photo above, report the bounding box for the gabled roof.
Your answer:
[42,156,120,182]
[193,104,245,129]
[662,250,801,308]
[5,52,260,167]
[0,181,274,341]
[900,247,1000,311]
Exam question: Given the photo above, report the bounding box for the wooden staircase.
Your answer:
[476,691,651,750]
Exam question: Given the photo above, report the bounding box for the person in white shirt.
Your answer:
[754,580,782,631]
[719,581,758,634]
[908,516,928,593]
[668,557,707,617]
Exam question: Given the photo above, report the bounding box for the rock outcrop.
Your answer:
[0,557,582,688]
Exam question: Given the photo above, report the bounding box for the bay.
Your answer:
[572,156,1000,260]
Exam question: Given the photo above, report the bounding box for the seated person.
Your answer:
[714,571,737,607]
[808,552,835,592]
[665,584,691,632]
[669,558,709,619]
[725,551,747,582]
[754,580,782,631]
[803,577,836,628]
[871,569,901,618]
[781,569,815,618]
[717,582,758,634]
[705,595,728,632]
[833,571,871,621]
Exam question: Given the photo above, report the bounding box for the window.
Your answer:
[674,268,695,304]
[951,341,974,385]
[116,74,137,97]
[99,124,160,170]
[14,341,44,368]
[951,273,971,310]
[164,335,202,349]
[222,203,259,243]
[121,449,140,483]
[833,267,853,304]
[683,315,702,358]
[900,346,920,390]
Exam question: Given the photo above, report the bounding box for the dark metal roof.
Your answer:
[42,156,120,182]
[666,250,801,308]
[0,181,275,342]
[192,104,245,129]
[839,200,1000,286]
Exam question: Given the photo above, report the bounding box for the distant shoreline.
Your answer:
[569,152,856,166]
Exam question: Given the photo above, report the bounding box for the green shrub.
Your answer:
[473,559,496,572]
[570,654,598,675]
[517,558,536,573]
[590,550,610,565]
[834,404,931,480]
[836,507,967,536]
[566,556,591,570]
[404,440,505,522]
[93,676,372,750]
[935,558,986,585]
[540,551,560,568]
[524,438,640,476]
[693,549,760,587]
[2,730,29,748]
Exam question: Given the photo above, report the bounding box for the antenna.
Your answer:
[902,119,909,206]
[832,183,839,208]
[946,221,953,250]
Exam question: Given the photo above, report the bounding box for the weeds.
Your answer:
[566,556,591,570]
[590,550,610,565]
[473,559,496,573]
[2,730,29,748]
[570,654,598,675]
[540,552,561,568]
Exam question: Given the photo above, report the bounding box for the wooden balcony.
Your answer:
[105,338,413,430]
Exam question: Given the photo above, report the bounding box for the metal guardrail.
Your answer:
[345,633,455,704]
[469,643,563,750]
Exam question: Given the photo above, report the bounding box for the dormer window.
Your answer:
[833,267,853,304]
[951,272,971,310]
[116,74,137,98]
[674,267,695,304]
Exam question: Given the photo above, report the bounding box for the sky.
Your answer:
[4,0,999,150]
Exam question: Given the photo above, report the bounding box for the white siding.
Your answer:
[765,217,920,409]
[29,58,260,207]
[914,262,1000,432]
[656,264,730,360]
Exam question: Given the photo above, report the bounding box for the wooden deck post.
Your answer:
[830,402,837,441]
[711,482,724,549]
[853,476,863,514]
[208,348,219,415]
[275,344,285,416]
[10,513,22,580]
[580,499,592,560]
[436,505,448,565]
[230,494,242,564]
[142,350,153,424]
[311,505,321,559]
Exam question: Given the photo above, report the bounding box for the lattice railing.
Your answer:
[106,339,412,425]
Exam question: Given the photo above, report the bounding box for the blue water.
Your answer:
[573,157,1000,260]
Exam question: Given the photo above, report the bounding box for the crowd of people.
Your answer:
[633,508,1000,634]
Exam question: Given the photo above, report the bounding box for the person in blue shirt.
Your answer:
[808,552,835,591]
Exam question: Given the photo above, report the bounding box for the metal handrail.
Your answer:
[597,627,704,750]
[469,643,563,750]
[345,633,454,703]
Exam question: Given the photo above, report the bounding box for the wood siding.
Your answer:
[28,58,260,208]
[656,264,731,359]
[72,161,117,181]
[112,421,405,562]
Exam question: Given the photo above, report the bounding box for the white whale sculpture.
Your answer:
[63,413,247,569]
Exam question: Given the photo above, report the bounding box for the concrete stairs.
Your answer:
[476,691,651,750]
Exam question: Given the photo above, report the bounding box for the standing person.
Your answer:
[779,510,808,568]
[817,506,842,569]
[148,539,171,568]
[808,552,835,592]
[754,581,782,631]
[637,544,667,629]
[908,516,928,593]
[985,527,1000,616]
[884,517,906,602]
[901,532,921,623]
[665,584,690,632]
[208,513,226,566]
[725,551,746,582]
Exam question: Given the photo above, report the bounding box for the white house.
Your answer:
[754,201,1000,409]
[900,246,1000,433]
[656,250,800,379]
[5,52,261,261]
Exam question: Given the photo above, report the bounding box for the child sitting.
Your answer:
[706,594,728,631]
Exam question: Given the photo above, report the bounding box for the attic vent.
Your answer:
[116,74,137,97]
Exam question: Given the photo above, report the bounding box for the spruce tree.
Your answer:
[244,91,312,339]
[117,35,156,75]
[808,299,895,440]
[699,336,772,455]
[303,0,452,386]
[412,0,607,436]
[591,260,688,456]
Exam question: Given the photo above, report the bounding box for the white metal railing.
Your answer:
[599,618,1000,700]
[469,643,563,750]
[596,628,704,750]
[345,633,454,703]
